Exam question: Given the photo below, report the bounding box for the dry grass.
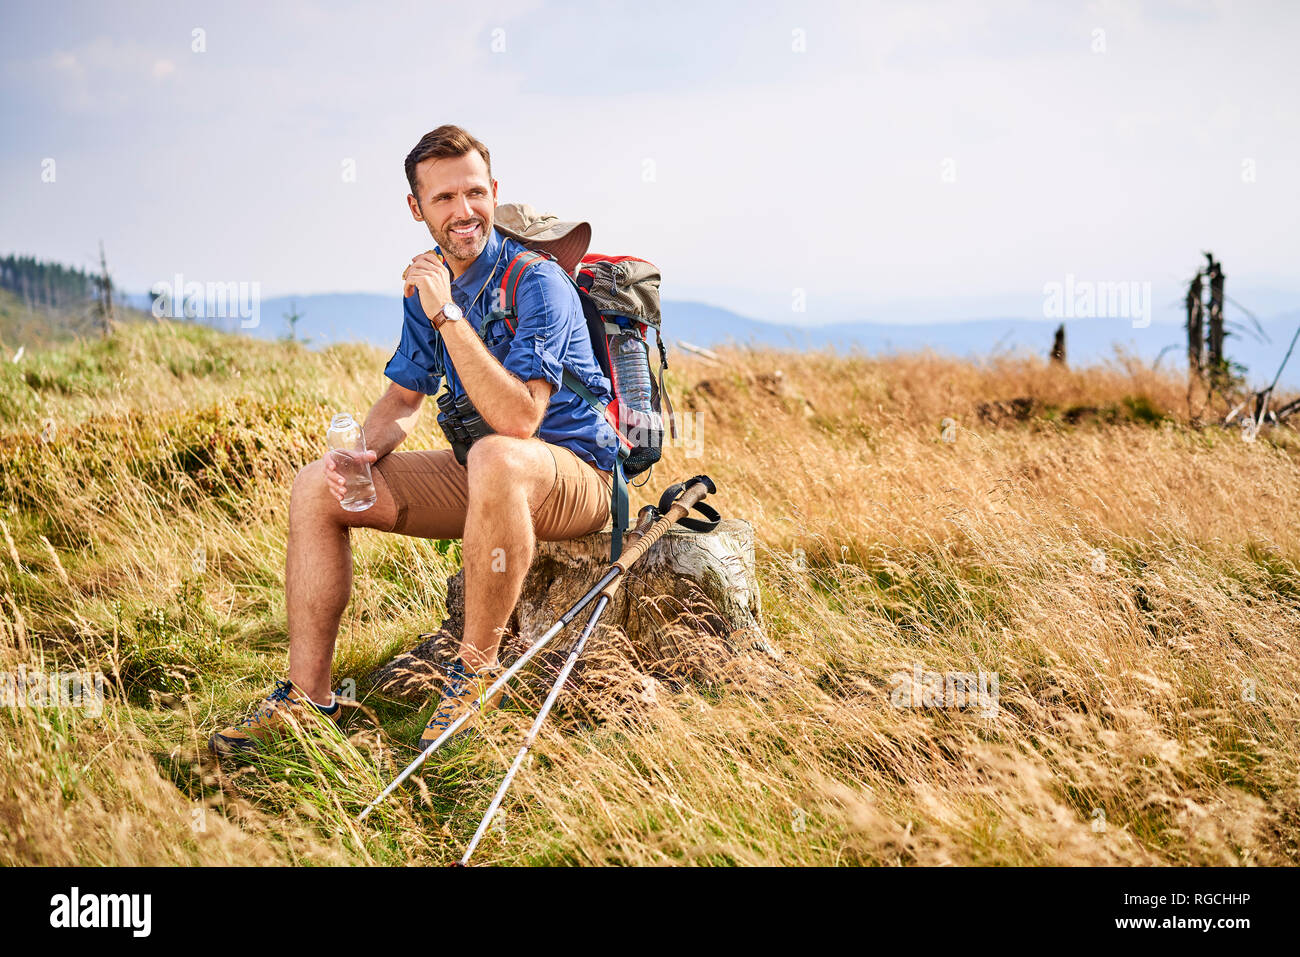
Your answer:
[1,319,1298,865]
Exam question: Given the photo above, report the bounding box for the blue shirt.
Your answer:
[385,226,618,471]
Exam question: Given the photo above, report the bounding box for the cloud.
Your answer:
[50,51,79,73]
[4,0,1300,321]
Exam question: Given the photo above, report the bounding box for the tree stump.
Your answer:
[367,519,783,712]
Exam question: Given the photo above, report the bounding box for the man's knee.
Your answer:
[289,458,329,517]
[466,436,558,512]
[290,457,349,521]
[292,459,327,502]
[466,435,538,484]
[293,456,400,531]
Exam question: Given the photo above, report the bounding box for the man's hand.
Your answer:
[403,249,453,322]
[322,448,378,504]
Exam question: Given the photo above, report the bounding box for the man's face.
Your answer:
[407,151,498,270]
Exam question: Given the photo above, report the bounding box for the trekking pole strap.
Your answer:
[656,474,721,533]
[612,476,717,574]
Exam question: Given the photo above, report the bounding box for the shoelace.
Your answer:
[425,662,482,732]
[238,679,295,730]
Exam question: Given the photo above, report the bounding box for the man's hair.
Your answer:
[404,125,492,200]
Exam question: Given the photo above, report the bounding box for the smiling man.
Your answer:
[209,125,618,756]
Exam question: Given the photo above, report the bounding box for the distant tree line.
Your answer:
[0,254,98,310]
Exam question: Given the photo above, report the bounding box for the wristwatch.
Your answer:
[430,301,464,331]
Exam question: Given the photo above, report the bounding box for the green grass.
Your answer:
[3,320,1300,866]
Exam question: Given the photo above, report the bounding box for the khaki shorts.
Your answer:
[372,442,613,542]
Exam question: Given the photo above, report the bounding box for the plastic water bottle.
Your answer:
[609,332,662,445]
[326,413,377,511]
[609,332,662,444]
[610,333,654,413]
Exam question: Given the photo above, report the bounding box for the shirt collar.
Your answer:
[447,225,506,308]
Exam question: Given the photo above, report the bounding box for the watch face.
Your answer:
[442,303,464,321]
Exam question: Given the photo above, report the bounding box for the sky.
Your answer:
[3,0,1298,327]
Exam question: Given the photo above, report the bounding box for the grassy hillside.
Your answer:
[0,286,105,352]
[2,319,1298,865]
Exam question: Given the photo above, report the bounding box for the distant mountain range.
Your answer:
[130,291,1300,392]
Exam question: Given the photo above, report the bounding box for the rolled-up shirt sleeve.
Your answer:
[384,293,443,395]
[502,265,573,393]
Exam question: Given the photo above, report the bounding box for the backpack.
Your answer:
[487,248,676,561]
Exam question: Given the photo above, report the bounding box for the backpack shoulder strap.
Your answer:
[498,255,623,442]
[497,249,551,334]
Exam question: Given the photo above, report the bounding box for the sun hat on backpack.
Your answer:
[492,203,592,275]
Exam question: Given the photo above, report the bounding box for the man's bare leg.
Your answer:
[460,435,558,672]
[285,458,398,703]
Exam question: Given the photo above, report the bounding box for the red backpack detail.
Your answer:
[491,250,674,478]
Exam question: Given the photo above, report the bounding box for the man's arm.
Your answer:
[403,250,551,438]
[439,321,552,438]
[364,380,426,458]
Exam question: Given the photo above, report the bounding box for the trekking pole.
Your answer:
[356,475,718,823]
[356,559,627,822]
[454,475,720,865]
[456,582,617,864]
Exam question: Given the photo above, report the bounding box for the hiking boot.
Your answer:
[416,659,504,750]
[208,679,342,756]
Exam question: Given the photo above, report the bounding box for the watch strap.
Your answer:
[430,303,460,331]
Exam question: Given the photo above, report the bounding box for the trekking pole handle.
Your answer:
[612,477,714,574]
[623,505,659,553]
[600,505,658,600]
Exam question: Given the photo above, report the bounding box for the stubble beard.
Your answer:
[435,215,490,266]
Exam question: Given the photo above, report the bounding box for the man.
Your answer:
[209,125,617,755]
